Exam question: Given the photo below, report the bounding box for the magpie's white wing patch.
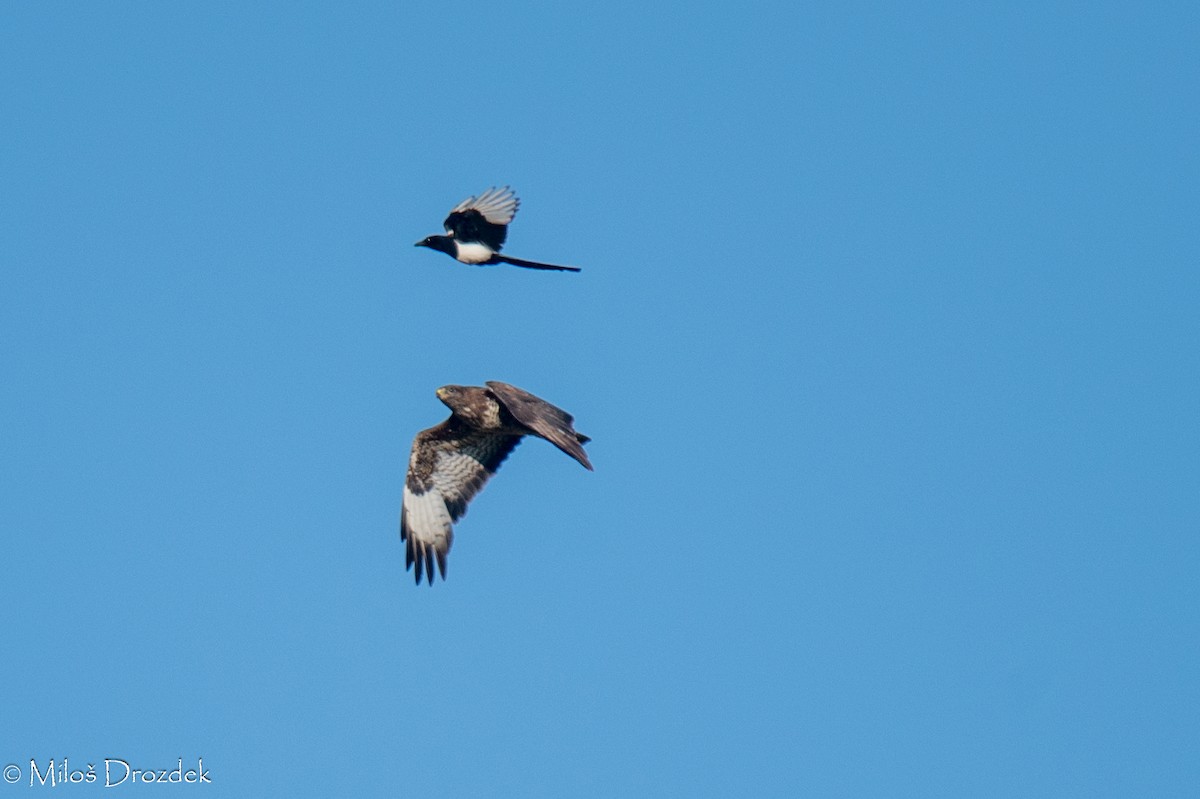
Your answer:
[449,186,520,226]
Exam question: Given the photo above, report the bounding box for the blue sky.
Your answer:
[2,2,1197,796]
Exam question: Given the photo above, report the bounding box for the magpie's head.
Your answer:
[415,235,456,256]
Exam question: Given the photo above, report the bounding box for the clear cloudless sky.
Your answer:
[2,2,1197,797]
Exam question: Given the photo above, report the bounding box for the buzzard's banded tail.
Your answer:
[493,254,581,272]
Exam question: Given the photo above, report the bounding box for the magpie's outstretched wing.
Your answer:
[443,186,520,251]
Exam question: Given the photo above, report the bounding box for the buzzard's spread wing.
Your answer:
[443,186,519,252]
[486,381,593,471]
[401,420,521,585]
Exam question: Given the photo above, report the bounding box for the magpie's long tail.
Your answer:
[494,254,581,272]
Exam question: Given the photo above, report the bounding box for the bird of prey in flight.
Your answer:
[401,381,593,584]
[414,186,581,272]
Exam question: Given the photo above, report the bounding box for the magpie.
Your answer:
[415,186,580,272]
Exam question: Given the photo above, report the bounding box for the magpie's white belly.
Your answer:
[455,242,495,264]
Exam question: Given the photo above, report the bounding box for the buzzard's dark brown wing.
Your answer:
[400,419,522,585]
[486,381,593,471]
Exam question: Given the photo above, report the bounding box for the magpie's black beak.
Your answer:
[414,239,427,248]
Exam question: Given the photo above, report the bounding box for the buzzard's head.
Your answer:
[436,385,500,429]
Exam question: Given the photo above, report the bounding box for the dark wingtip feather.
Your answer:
[564,435,593,471]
